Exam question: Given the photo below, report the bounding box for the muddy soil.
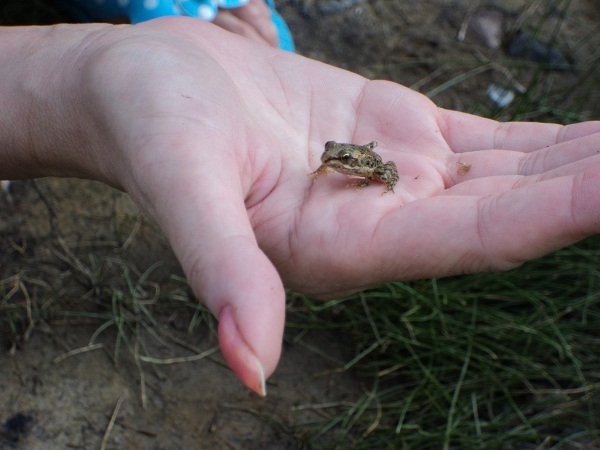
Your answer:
[1,177,363,449]
[2,1,599,449]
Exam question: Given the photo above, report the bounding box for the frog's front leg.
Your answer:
[310,165,330,180]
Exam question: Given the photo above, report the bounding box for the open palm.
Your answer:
[260,79,600,297]
[84,19,600,394]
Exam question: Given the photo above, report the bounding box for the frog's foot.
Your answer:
[381,184,395,195]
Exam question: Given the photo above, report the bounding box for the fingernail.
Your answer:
[254,354,267,397]
[218,305,268,397]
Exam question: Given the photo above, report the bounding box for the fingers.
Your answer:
[437,116,600,190]
[230,0,279,48]
[443,132,600,185]
[377,165,600,281]
[213,1,279,48]
[474,167,600,265]
[439,108,600,153]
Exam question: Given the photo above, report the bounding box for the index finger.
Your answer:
[438,109,600,153]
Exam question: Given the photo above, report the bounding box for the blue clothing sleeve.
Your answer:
[56,0,294,51]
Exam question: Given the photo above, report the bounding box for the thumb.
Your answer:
[213,243,285,396]
[146,173,285,396]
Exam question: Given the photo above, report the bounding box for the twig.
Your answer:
[53,343,104,363]
[100,394,125,450]
[138,346,219,364]
[134,338,148,409]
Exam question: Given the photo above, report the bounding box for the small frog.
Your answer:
[310,141,399,193]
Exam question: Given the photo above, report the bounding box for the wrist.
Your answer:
[0,24,123,187]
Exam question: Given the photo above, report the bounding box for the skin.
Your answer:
[88,0,279,47]
[1,19,600,395]
[213,0,279,48]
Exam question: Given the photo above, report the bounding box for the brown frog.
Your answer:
[310,141,398,193]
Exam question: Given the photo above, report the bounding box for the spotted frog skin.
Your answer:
[310,141,398,193]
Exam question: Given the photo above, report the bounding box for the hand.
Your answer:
[5,19,600,395]
[213,0,279,48]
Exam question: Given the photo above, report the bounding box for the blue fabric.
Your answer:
[265,0,294,52]
[57,0,294,51]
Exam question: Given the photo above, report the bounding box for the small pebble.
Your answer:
[487,83,515,108]
[468,7,504,50]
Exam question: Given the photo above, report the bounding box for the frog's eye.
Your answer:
[340,153,352,160]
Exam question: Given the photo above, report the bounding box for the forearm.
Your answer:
[0,24,120,185]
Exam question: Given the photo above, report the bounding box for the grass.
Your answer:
[373,0,600,124]
[287,237,600,448]
[0,229,222,410]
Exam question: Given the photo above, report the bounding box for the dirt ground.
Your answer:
[2,1,600,449]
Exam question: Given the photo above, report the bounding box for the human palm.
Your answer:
[82,19,600,394]
[240,68,599,297]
